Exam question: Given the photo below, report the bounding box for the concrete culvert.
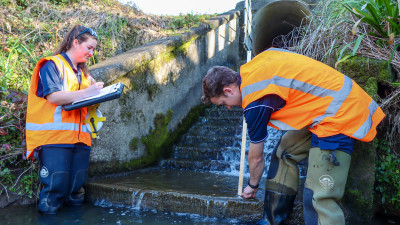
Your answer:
[251,0,311,55]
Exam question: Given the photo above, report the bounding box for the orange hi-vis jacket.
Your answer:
[25,54,92,159]
[240,48,385,142]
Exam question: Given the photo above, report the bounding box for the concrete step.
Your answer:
[86,168,306,222]
[187,124,243,136]
[86,168,263,220]
[198,116,243,126]
[159,159,238,172]
[183,135,241,148]
[204,107,243,117]
[172,146,241,161]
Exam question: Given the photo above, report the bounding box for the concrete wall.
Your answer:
[87,10,240,173]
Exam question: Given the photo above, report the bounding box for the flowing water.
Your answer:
[4,106,395,224]
[0,202,252,225]
[1,106,284,224]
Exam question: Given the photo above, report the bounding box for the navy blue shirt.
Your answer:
[244,95,285,143]
[36,52,90,150]
[37,52,82,98]
[239,74,354,154]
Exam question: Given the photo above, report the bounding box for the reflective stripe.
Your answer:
[269,119,297,130]
[53,55,67,91]
[54,106,63,123]
[81,124,90,133]
[311,76,353,128]
[352,100,380,139]
[242,75,352,130]
[26,122,91,134]
[242,76,337,99]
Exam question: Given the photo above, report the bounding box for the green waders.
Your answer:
[258,127,351,225]
[303,148,351,225]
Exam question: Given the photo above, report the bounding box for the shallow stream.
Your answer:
[0,201,255,225]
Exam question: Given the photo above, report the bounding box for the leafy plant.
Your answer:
[335,34,366,68]
[343,0,400,45]
[0,37,35,94]
[375,140,400,210]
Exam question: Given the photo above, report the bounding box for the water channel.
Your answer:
[1,106,282,224]
[0,202,254,225]
[2,105,399,224]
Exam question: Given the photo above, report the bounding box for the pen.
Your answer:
[89,76,96,85]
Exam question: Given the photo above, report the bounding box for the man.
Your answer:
[201,48,385,225]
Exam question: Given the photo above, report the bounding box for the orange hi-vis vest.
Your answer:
[240,48,385,142]
[25,54,92,159]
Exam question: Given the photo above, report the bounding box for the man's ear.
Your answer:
[223,86,233,95]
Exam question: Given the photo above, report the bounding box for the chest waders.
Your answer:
[258,127,351,225]
[37,146,90,214]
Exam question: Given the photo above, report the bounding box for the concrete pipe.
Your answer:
[251,0,311,55]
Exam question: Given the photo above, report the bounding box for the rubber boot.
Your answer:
[65,147,90,206]
[38,147,72,214]
[257,191,296,225]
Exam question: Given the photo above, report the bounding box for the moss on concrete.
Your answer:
[341,140,377,224]
[129,137,140,150]
[112,37,198,102]
[141,109,174,159]
[89,104,208,177]
[343,188,373,225]
[337,56,390,100]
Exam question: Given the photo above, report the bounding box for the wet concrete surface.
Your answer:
[86,168,266,221]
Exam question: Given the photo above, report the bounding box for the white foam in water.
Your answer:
[210,126,283,177]
[135,192,146,209]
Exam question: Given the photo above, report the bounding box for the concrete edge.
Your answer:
[85,181,263,220]
[88,10,241,84]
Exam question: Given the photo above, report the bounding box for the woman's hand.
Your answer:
[47,81,104,105]
[85,82,104,96]
[241,185,258,199]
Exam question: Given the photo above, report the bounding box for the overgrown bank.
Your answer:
[0,0,214,206]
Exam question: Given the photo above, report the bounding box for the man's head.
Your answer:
[202,66,242,109]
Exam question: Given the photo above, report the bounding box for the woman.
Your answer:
[25,25,104,214]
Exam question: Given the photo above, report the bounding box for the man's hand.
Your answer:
[241,185,258,199]
[240,142,265,199]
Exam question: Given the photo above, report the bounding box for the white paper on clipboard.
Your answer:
[72,83,121,105]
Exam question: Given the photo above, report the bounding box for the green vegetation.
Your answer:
[343,0,399,45]
[375,140,400,211]
[167,13,215,31]
[342,0,400,82]
[1,0,214,200]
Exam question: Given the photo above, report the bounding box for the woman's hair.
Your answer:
[201,66,239,104]
[53,25,98,77]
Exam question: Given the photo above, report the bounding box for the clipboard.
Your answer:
[62,82,125,111]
